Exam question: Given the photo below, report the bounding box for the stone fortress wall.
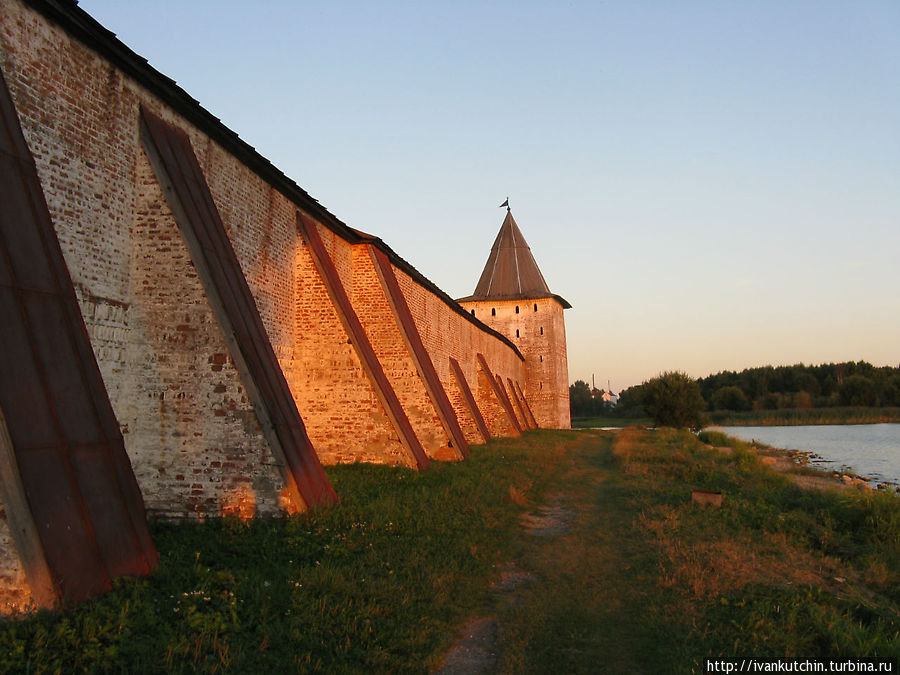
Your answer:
[0,0,568,613]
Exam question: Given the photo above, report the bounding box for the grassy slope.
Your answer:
[1,430,898,673]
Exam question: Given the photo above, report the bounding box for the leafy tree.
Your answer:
[789,391,814,409]
[569,380,592,417]
[615,385,644,416]
[755,392,783,411]
[710,385,750,411]
[795,373,820,397]
[883,375,900,407]
[570,381,618,417]
[641,371,707,430]
[839,375,876,406]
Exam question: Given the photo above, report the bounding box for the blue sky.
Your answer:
[80,0,900,393]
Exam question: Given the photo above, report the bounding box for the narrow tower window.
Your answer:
[540,355,543,362]
[515,305,519,314]
[491,308,496,317]
[540,327,544,335]
[533,303,538,312]
[470,309,475,316]
[516,329,520,337]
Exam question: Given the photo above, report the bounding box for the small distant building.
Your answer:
[601,391,618,406]
[457,209,571,428]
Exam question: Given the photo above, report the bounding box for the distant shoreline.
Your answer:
[705,406,900,427]
[571,406,900,430]
[700,429,899,492]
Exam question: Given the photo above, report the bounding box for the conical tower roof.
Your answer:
[458,210,570,307]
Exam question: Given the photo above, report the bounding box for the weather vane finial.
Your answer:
[499,197,510,211]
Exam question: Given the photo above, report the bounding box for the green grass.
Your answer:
[708,406,900,426]
[570,415,653,428]
[2,429,898,673]
[0,432,568,674]
[498,428,899,671]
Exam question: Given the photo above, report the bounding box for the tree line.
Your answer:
[694,361,900,411]
[571,361,900,420]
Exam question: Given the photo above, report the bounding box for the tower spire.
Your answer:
[456,209,570,308]
[469,209,550,300]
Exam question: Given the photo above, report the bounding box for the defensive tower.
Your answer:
[458,209,571,428]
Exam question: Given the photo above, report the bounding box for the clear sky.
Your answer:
[80,0,900,393]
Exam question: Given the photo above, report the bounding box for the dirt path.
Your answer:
[434,617,500,674]
[435,495,573,674]
[435,432,654,673]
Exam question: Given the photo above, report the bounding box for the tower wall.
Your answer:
[460,298,570,429]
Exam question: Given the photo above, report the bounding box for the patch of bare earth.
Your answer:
[491,561,538,593]
[434,617,500,675]
[520,494,574,536]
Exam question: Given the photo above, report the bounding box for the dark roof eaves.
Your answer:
[25,0,524,359]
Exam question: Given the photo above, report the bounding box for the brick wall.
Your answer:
[446,369,489,444]
[128,147,288,518]
[350,247,451,459]
[284,225,412,467]
[476,370,522,437]
[391,266,528,438]
[0,4,303,520]
[0,0,561,611]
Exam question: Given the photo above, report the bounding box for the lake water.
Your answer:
[710,423,900,486]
